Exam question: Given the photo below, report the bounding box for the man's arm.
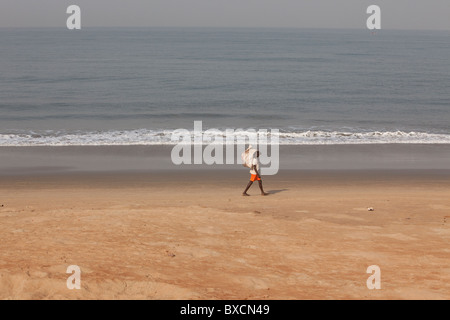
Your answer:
[253,165,262,180]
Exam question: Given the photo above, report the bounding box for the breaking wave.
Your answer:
[1,129,450,146]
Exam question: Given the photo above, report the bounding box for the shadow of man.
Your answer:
[267,189,288,195]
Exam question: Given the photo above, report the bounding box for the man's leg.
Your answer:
[258,180,268,196]
[242,181,253,196]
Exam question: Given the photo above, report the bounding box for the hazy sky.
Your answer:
[1,0,449,30]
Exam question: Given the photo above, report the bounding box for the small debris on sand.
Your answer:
[165,250,176,258]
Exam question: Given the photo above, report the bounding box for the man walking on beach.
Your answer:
[242,151,268,196]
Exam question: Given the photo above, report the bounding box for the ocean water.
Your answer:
[0,27,449,146]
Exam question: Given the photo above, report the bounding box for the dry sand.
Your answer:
[0,170,449,300]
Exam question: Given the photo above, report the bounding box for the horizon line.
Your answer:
[0,25,450,32]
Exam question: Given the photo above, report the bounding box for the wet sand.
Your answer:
[1,144,450,175]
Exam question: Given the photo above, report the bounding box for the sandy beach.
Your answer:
[2,21,450,303]
[1,168,449,300]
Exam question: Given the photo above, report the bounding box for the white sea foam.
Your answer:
[1,129,450,146]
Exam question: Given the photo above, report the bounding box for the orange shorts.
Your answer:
[250,174,261,181]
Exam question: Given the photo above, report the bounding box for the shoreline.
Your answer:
[1,144,450,176]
